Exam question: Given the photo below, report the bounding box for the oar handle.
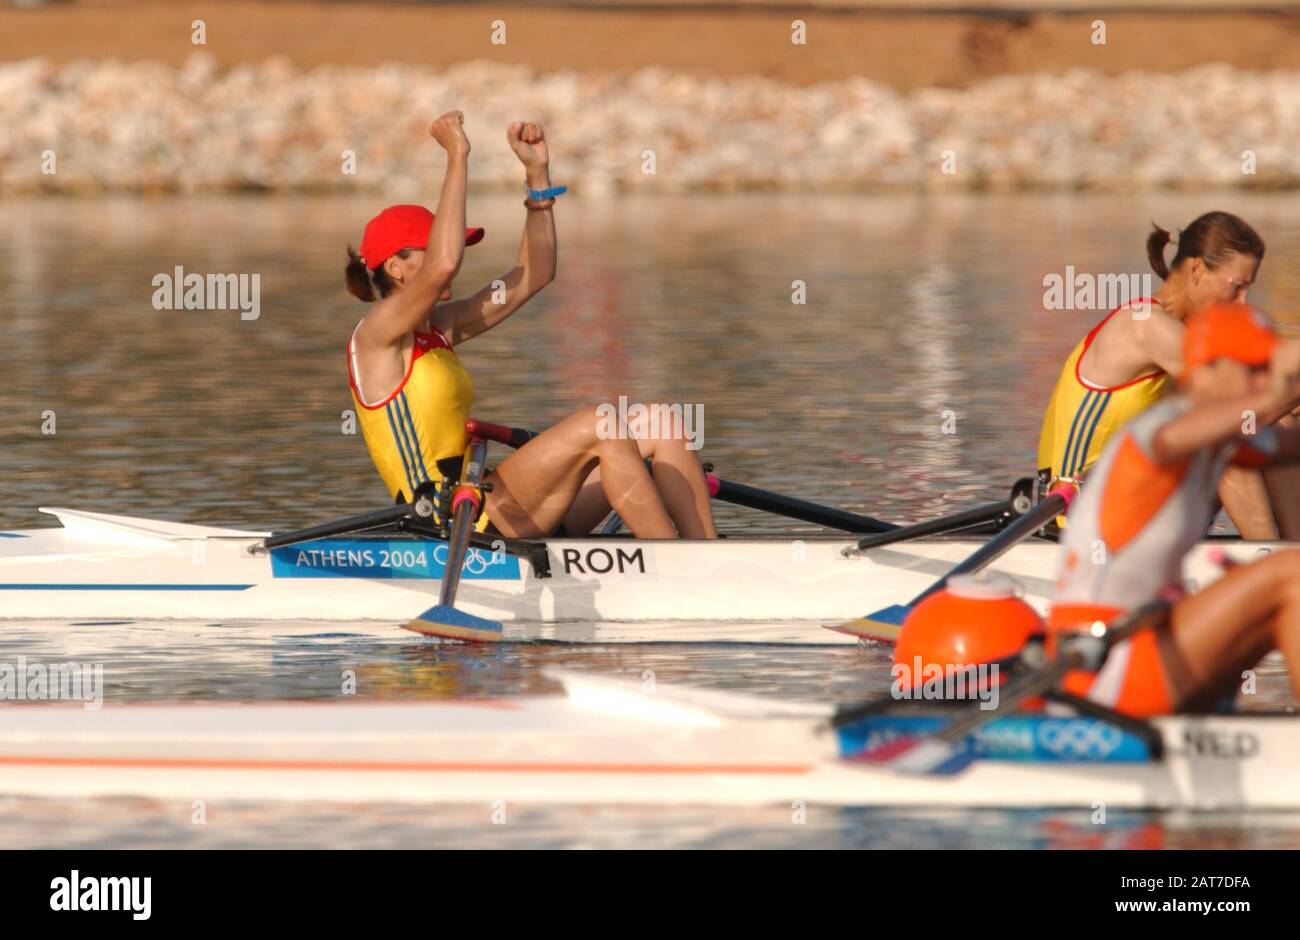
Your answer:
[466,420,537,450]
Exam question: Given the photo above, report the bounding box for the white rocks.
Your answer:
[0,55,1295,193]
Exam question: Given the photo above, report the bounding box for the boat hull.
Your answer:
[1,690,1292,809]
[0,509,1285,641]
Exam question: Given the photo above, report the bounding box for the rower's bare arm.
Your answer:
[1154,396,1275,464]
[361,114,472,349]
[1263,341,1300,426]
[434,121,558,346]
[1154,342,1300,463]
[436,259,556,346]
[1132,305,1185,377]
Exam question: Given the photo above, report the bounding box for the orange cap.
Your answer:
[1183,302,1278,372]
[893,574,1042,691]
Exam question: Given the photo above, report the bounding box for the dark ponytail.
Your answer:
[344,246,411,301]
[1147,211,1265,281]
[1145,226,1175,280]
[345,246,376,302]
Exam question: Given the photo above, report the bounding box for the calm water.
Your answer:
[3,192,1300,847]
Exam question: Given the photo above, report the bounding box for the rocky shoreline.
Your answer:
[2,55,1295,193]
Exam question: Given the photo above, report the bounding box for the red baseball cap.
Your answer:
[1183,302,1279,372]
[359,205,484,271]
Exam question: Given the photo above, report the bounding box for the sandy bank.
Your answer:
[2,0,1297,91]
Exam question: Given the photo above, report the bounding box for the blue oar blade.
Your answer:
[403,604,504,642]
[826,604,911,643]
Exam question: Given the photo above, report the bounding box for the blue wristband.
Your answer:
[525,185,567,201]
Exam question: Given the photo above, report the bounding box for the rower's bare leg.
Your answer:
[1263,465,1300,539]
[561,470,615,534]
[1263,414,1300,539]
[1218,466,1279,540]
[637,429,717,539]
[484,405,676,540]
[558,423,717,538]
[1158,550,1300,709]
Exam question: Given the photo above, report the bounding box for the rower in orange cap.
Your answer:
[1049,302,1300,715]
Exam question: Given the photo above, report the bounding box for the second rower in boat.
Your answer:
[1050,302,1300,715]
[343,111,717,540]
[1036,211,1300,538]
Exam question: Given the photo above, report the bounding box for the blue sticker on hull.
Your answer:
[837,714,1154,763]
[270,539,521,581]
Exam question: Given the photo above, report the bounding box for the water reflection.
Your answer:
[3,798,1300,850]
[4,192,1298,532]
[3,192,1300,847]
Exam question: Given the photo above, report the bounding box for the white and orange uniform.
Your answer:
[1051,396,1274,716]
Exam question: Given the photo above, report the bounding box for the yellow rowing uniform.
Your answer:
[1037,299,1169,486]
[347,325,490,530]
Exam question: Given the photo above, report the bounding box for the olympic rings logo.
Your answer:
[1036,720,1125,759]
[431,545,505,575]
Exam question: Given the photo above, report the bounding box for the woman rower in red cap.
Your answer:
[344,112,716,540]
[1050,302,1300,715]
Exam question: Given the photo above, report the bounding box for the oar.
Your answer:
[849,500,1009,550]
[705,475,896,534]
[403,438,504,642]
[840,597,1171,775]
[464,419,898,534]
[829,483,1077,643]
